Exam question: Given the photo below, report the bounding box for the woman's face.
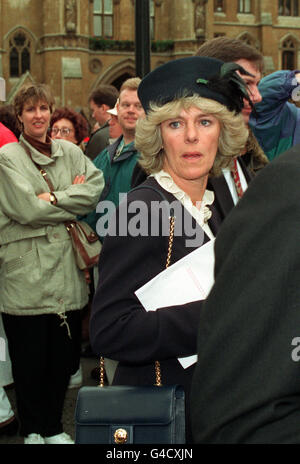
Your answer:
[51,118,78,144]
[19,99,51,142]
[161,106,221,185]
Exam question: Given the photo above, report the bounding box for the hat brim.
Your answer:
[107,108,118,116]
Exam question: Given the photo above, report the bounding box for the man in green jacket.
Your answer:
[83,77,145,242]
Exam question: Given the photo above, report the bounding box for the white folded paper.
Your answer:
[135,239,215,368]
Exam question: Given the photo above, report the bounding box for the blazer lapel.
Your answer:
[207,157,253,228]
[238,156,254,183]
[207,175,235,220]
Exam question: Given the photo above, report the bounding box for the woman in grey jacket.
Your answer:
[0,84,103,444]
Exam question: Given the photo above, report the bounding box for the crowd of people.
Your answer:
[0,36,299,445]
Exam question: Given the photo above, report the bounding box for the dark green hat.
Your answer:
[138,56,253,115]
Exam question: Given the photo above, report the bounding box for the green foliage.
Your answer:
[151,40,174,52]
[89,38,135,51]
[89,38,174,53]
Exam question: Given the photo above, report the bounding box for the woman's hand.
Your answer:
[37,175,85,202]
[73,175,85,184]
[84,269,91,285]
[37,192,51,202]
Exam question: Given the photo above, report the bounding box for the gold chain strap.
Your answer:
[165,215,175,270]
[99,215,176,388]
[99,356,106,388]
[154,215,175,386]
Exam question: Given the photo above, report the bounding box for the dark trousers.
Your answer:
[2,310,81,437]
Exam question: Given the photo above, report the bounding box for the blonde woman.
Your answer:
[90,57,251,442]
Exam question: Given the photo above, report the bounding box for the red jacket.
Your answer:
[0,122,18,147]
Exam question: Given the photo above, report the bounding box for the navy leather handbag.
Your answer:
[75,381,185,444]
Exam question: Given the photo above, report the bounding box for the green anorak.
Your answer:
[0,135,104,316]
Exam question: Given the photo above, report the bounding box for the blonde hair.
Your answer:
[135,95,248,177]
[119,77,141,94]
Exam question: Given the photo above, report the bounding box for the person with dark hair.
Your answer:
[90,56,252,442]
[85,84,119,160]
[50,106,89,151]
[197,36,300,162]
[50,107,93,386]
[195,36,264,74]
[50,107,91,389]
[190,146,300,444]
[196,37,268,175]
[0,104,21,140]
[0,83,103,444]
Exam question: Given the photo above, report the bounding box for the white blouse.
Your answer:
[152,170,215,240]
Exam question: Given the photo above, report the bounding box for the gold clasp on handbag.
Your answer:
[114,428,128,444]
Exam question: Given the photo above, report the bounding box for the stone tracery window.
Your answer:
[93,0,113,37]
[9,31,31,78]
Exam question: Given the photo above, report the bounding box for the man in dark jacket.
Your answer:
[85,84,119,160]
[191,146,300,444]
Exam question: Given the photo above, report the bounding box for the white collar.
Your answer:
[152,170,214,226]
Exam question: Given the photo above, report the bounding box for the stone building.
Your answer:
[1,0,300,117]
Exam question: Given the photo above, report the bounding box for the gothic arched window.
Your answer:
[93,0,113,37]
[282,38,296,69]
[9,32,30,77]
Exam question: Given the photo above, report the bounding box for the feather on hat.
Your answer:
[138,56,253,115]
